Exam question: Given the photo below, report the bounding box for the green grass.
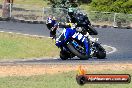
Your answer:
[0,70,131,88]
[0,32,59,60]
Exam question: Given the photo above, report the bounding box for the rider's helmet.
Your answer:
[51,16,57,26]
[66,23,76,29]
[66,23,72,27]
[52,16,57,21]
[76,12,85,24]
[71,23,76,29]
[46,16,52,24]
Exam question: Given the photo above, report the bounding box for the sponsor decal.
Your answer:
[76,66,131,85]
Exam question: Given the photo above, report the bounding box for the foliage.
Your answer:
[90,0,132,14]
[44,0,132,14]
[44,0,91,8]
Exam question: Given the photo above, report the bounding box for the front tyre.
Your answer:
[96,51,106,59]
[96,44,106,59]
[60,50,68,60]
[67,43,89,60]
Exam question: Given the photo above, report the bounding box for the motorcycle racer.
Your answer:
[46,16,52,29]
[46,16,58,38]
[46,14,97,43]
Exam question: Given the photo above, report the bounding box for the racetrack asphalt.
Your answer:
[0,21,132,64]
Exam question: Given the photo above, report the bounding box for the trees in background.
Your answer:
[45,0,78,7]
[78,0,92,3]
[90,0,132,14]
[44,0,91,7]
[45,0,132,14]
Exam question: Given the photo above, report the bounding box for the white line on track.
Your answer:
[0,31,46,38]
[103,45,117,54]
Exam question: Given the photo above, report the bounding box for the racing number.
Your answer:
[72,32,79,39]
[72,33,85,42]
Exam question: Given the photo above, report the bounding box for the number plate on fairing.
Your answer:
[72,32,86,42]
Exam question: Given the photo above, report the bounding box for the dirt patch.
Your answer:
[0,63,132,77]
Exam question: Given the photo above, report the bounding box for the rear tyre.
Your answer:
[67,43,89,60]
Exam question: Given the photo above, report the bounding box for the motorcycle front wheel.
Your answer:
[96,50,106,59]
[95,43,106,59]
[60,50,69,60]
[67,42,89,60]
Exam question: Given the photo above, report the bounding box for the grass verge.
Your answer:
[0,32,59,60]
[0,69,131,88]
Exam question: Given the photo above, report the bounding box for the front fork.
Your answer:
[84,32,99,57]
[90,42,97,57]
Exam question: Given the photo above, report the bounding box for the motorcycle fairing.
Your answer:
[56,28,89,55]
[71,32,89,55]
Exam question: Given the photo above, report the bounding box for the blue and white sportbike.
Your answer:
[55,24,106,60]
